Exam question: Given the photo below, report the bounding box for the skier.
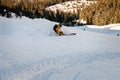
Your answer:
[53,24,64,36]
[53,23,76,36]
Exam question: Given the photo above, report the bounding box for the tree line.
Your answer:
[0,0,71,18]
[45,0,120,26]
[0,0,120,26]
[80,0,120,25]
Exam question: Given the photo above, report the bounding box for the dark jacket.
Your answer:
[53,24,64,36]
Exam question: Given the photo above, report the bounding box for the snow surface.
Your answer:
[0,16,120,80]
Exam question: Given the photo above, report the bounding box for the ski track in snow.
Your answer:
[73,72,81,80]
[4,52,120,80]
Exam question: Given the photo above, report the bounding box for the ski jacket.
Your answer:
[53,24,64,36]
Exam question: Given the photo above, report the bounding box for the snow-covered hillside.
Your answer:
[46,0,97,13]
[0,16,120,80]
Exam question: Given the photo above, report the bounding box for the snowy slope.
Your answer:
[0,16,120,80]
